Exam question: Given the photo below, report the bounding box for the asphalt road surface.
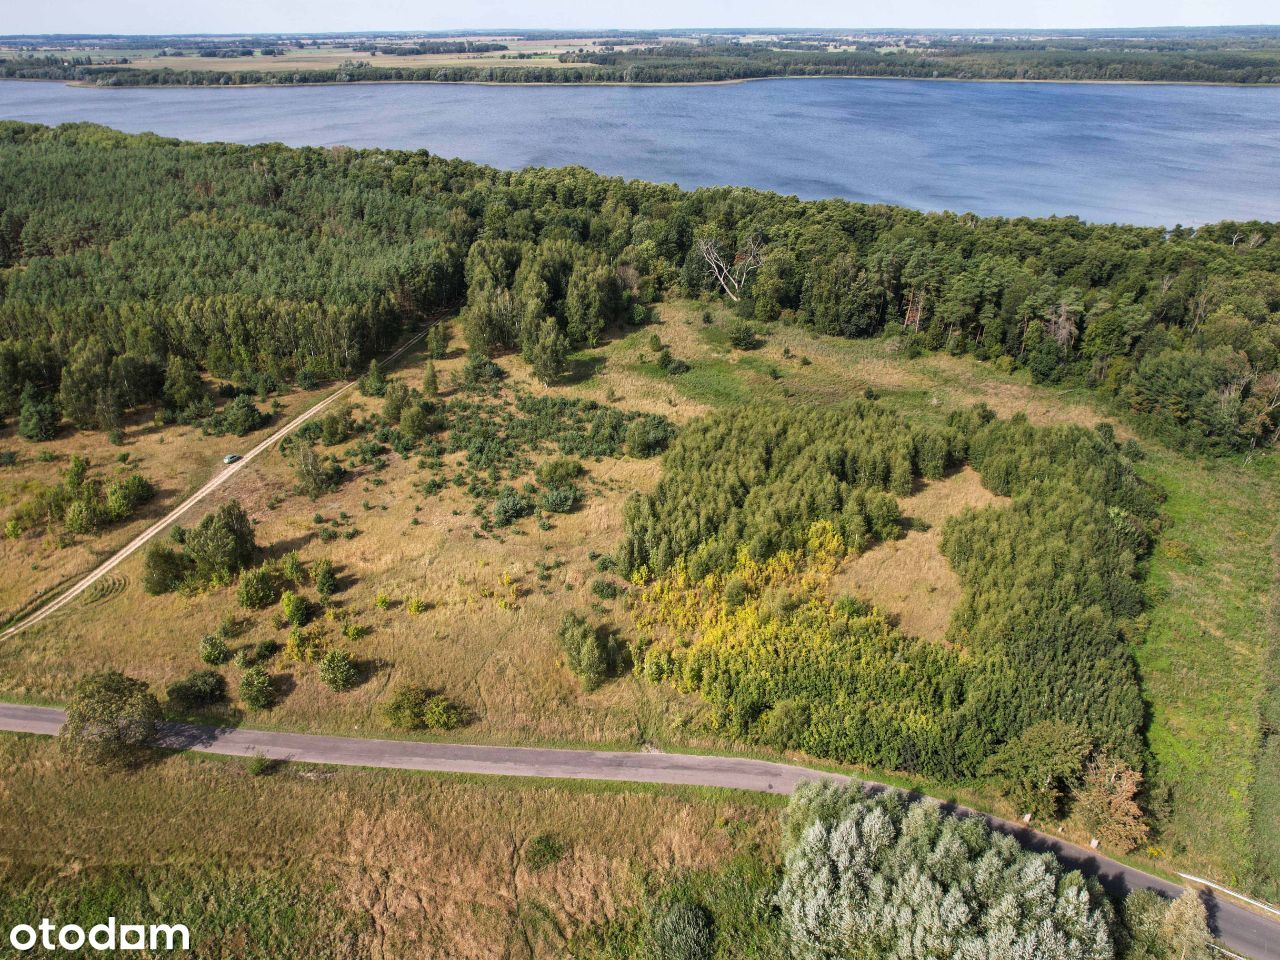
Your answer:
[0,329,427,641]
[1,703,1274,959]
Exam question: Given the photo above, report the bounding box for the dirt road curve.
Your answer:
[0,703,1274,959]
[0,330,427,641]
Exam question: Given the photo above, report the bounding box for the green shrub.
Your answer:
[591,578,621,600]
[280,551,306,585]
[183,500,257,586]
[462,351,504,387]
[358,359,387,397]
[166,670,227,709]
[725,318,759,350]
[383,685,464,730]
[524,833,565,871]
[535,456,584,487]
[318,649,359,692]
[198,634,231,666]
[313,558,337,599]
[625,415,676,458]
[558,613,620,692]
[647,899,714,960]
[239,665,276,710]
[236,565,277,609]
[203,394,269,437]
[280,589,309,627]
[537,484,581,513]
[493,486,534,527]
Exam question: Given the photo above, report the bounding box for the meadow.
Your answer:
[0,733,778,958]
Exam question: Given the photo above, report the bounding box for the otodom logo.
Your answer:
[8,918,190,952]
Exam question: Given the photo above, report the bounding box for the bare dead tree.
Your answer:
[1248,371,1280,457]
[903,290,926,332]
[697,235,763,301]
[1046,299,1079,350]
[1188,289,1212,333]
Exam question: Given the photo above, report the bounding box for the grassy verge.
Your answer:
[0,733,777,959]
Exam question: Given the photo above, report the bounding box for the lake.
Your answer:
[2,77,1278,226]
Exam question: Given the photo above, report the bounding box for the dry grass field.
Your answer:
[0,733,778,958]
[830,467,1007,643]
[0,382,335,627]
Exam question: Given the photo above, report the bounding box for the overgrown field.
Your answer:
[3,302,1274,892]
[0,382,334,625]
[0,733,777,959]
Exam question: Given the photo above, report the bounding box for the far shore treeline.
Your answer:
[7,29,1280,86]
[0,120,1277,454]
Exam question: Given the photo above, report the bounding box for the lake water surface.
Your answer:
[2,77,1278,226]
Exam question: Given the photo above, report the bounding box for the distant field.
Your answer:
[120,45,597,74]
[0,37,654,75]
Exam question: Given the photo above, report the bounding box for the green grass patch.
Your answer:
[0,867,364,959]
[1131,449,1278,885]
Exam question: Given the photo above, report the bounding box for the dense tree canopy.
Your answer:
[777,782,1117,960]
[1,121,1276,453]
[629,402,1155,779]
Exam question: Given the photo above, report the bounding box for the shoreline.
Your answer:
[2,72,1277,92]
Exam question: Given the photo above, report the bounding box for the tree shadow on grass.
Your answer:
[561,354,607,385]
[266,530,316,556]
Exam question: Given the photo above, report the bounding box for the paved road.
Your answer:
[0,330,427,641]
[1,703,1274,959]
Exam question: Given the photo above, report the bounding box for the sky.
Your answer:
[6,0,1277,35]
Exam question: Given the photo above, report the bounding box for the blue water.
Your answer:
[2,77,1278,226]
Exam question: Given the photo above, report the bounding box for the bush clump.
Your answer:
[493,486,535,527]
[237,565,277,609]
[558,613,622,691]
[535,456,584,487]
[280,589,310,627]
[166,669,228,709]
[383,685,463,730]
[239,665,277,710]
[198,634,231,666]
[537,484,581,514]
[524,833,566,872]
[647,898,714,960]
[318,649,359,692]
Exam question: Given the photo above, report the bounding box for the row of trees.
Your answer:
[2,121,1277,452]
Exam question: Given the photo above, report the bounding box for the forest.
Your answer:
[0,121,1276,454]
[626,402,1155,783]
